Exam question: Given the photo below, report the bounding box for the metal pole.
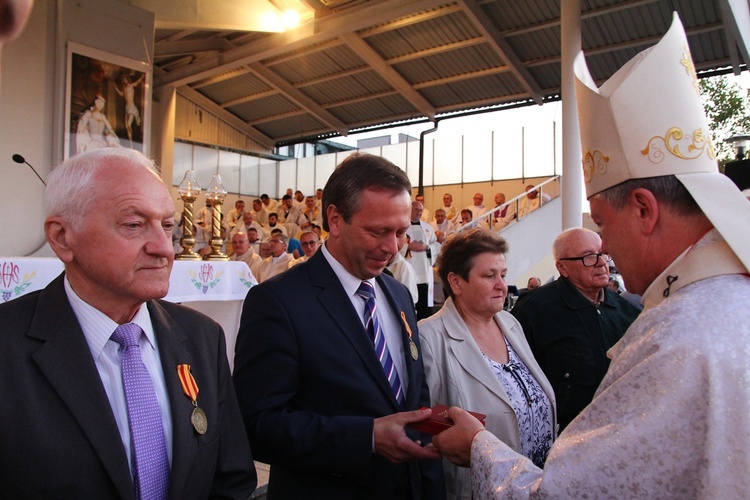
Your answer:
[419,120,439,195]
[561,0,583,229]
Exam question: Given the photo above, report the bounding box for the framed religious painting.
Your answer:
[63,42,151,160]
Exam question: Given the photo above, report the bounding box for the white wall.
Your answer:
[0,0,154,257]
[501,197,562,287]
[0,0,55,257]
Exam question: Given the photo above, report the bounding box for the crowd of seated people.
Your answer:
[173,189,324,284]
[424,186,552,236]
[174,186,555,292]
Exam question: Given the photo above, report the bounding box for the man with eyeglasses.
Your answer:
[511,228,640,431]
[288,231,320,268]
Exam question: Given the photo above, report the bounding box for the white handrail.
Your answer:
[453,175,560,233]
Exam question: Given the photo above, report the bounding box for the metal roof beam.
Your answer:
[502,0,659,37]
[248,61,350,135]
[523,23,724,68]
[248,109,308,125]
[285,37,489,92]
[156,39,234,57]
[457,0,543,105]
[191,68,254,89]
[222,89,279,108]
[339,32,435,120]
[300,0,333,17]
[294,66,371,88]
[252,4,461,68]
[412,66,508,89]
[338,113,424,132]
[719,0,750,73]
[274,112,426,142]
[275,127,333,143]
[358,3,463,37]
[154,0,450,89]
[322,89,400,109]
[264,39,344,67]
[156,56,196,71]
[435,92,530,114]
[387,37,486,64]
[159,29,198,42]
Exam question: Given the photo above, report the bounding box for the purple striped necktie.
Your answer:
[356,281,404,407]
[112,323,170,500]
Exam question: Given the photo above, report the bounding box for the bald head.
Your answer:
[231,232,250,255]
[553,228,601,260]
[553,228,610,300]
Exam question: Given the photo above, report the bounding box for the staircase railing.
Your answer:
[453,175,560,234]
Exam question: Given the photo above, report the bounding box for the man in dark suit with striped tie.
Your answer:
[234,153,445,499]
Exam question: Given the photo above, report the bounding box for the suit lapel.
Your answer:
[147,301,196,497]
[28,275,134,499]
[440,300,512,406]
[308,253,402,410]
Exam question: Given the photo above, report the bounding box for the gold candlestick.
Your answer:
[205,174,229,261]
[175,170,202,260]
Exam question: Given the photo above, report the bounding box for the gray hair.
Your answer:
[45,148,160,230]
[299,230,319,242]
[595,175,701,216]
[269,231,288,244]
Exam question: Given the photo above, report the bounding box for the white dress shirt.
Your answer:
[64,277,173,472]
[320,243,408,393]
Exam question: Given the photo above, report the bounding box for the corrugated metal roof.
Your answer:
[197,73,273,104]
[153,0,748,148]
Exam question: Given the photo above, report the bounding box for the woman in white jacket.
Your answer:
[419,228,556,500]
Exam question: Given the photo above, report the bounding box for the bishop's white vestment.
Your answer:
[468,230,750,499]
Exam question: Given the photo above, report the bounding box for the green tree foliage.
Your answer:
[699,74,750,166]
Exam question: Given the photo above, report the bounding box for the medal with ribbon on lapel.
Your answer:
[177,364,207,435]
[400,311,419,360]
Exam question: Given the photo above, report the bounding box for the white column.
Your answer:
[561,0,583,229]
[151,86,177,187]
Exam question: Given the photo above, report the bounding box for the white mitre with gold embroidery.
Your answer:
[574,12,750,273]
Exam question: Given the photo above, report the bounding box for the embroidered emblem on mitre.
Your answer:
[574,12,717,199]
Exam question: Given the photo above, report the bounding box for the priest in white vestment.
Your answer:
[256,233,292,282]
[401,201,440,319]
[431,14,750,499]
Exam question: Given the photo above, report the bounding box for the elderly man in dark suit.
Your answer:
[234,153,445,499]
[511,228,640,431]
[0,148,256,499]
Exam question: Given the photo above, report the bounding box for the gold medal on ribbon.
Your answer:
[400,311,419,360]
[191,407,208,435]
[177,364,207,435]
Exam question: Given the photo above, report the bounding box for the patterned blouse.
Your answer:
[483,339,554,468]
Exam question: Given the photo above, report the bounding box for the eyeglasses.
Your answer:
[558,252,612,267]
